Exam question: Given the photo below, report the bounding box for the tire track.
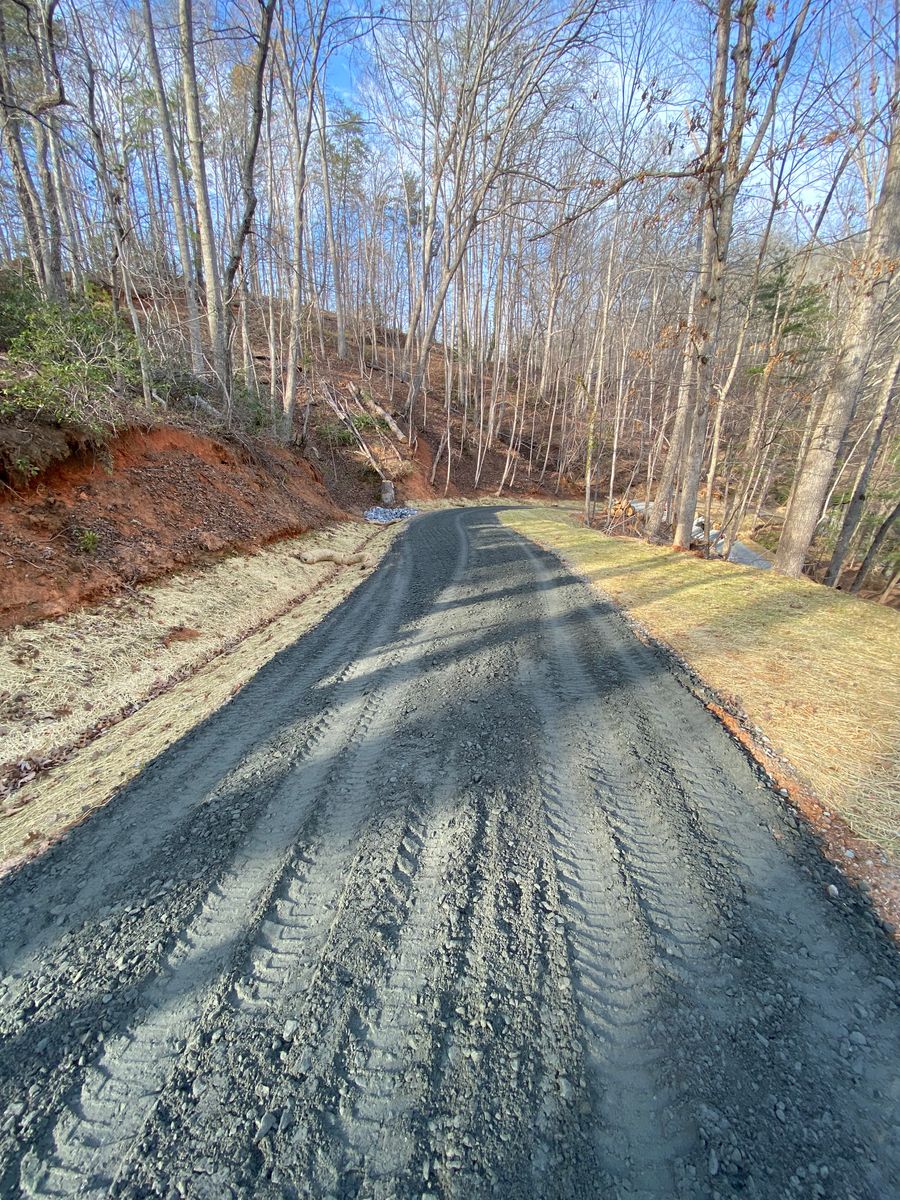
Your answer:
[308,542,599,1199]
[549,554,900,1195]
[103,510,476,1195]
[0,532,408,999]
[527,676,689,1197]
[19,544,417,1199]
[3,508,900,1200]
[329,771,469,1194]
[522,532,900,1199]
[517,541,693,1197]
[419,773,597,1200]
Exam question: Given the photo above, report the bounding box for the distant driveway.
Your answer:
[628,500,772,569]
[727,540,773,569]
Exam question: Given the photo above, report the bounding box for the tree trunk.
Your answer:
[316,88,347,359]
[824,349,899,586]
[646,278,697,539]
[675,0,810,549]
[143,0,204,374]
[281,2,330,438]
[179,0,229,396]
[878,566,900,605]
[775,113,900,576]
[849,499,900,595]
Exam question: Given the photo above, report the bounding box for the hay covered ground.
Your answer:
[501,507,900,863]
[0,520,399,868]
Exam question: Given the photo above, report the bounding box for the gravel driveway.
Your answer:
[1,507,897,1199]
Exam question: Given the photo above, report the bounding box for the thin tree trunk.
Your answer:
[647,277,697,539]
[142,0,204,374]
[316,86,347,358]
[776,110,900,576]
[849,499,900,595]
[179,0,229,395]
[824,349,899,586]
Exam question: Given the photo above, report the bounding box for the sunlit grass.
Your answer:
[502,507,900,860]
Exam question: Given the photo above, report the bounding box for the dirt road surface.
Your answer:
[1,508,898,1200]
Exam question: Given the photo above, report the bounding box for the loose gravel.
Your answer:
[0,507,898,1199]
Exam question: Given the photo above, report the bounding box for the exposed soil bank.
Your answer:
[0,419,558,633]
[0,508,897,1199]
[0,425,344,629]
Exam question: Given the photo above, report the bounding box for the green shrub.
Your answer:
[0,269,39,350]
[230,378,272,432]
[350,410,387,432]
[0,291,146,431]
[319,420,357,446]
[75,527,99,553]
[13,455,38,480]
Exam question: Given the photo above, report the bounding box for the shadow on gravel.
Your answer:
[0,507,892,972]
[0,508,678,994]
[1,506,898,1200]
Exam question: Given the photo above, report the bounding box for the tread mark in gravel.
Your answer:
[3,510,900,1200]
[18,549,417,1200]
[328,776,468,1193]
[101,515,477,1195]
[532,709,687,1198]
[520,533,900,1199]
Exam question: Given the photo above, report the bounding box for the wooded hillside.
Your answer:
[0,0,897,596]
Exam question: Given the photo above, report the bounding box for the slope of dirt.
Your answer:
[0,518,399,830]
[1,408,560,633]
[0,508,897,1199]
[0,426,344,629]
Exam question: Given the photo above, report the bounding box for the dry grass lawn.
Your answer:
[501,507,900,860]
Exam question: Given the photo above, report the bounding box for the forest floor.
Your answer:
[1,507,898,1200]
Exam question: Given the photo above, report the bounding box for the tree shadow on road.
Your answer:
[0,506,898,1200]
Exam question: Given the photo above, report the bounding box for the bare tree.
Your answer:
[824,349,899,585]
[142,0,204,374]
[775,93,900,576]
[178,0,229,392]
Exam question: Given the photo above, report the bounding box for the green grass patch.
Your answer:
[501,507,900,860]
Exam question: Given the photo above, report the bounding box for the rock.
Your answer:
[198,532,227,553]
[282,1020,298,1041]
[254,1111,277,1142]
[826,884,839,899]
[709,1148,719,1177]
